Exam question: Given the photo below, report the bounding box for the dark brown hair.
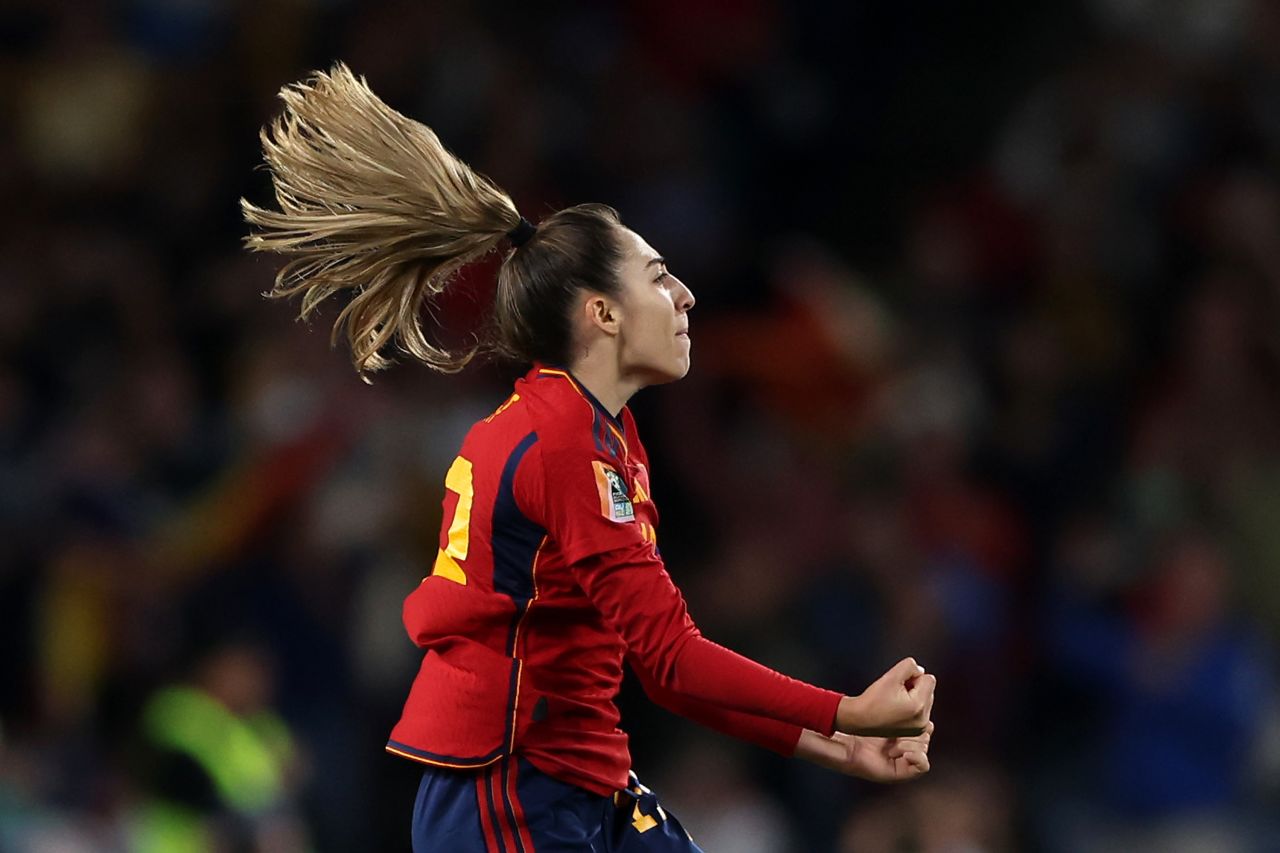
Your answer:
[493,204,623,368]
[241,63,625,379]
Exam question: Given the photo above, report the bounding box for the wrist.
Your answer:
[835,694,864,733]
[794,729,846,771]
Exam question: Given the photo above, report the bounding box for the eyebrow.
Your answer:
[646,256,666,269]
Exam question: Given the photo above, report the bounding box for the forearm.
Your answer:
[632,663,804,755]
[662,635,843,735]
[793,729,846,771]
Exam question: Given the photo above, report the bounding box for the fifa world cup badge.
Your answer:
[593,461,635,522]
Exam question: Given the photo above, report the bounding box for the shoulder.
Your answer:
[517,369,606,458]
[454,370,600,502]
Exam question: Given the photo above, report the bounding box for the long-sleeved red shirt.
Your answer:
[387,366,840,795]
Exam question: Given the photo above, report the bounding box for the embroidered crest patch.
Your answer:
[593,460,635,523]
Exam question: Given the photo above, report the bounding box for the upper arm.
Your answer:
[514,437,652,566]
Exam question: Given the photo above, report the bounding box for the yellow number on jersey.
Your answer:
[431,456,474,585]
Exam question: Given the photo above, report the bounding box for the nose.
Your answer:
[674,276,695,312]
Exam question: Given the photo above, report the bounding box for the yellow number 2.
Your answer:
[431,456,474,585]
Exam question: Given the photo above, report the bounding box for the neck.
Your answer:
[568,346,639,417]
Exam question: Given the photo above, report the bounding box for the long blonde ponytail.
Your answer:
[242,63,521,378]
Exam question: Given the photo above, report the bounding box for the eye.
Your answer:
[655,269,669,283]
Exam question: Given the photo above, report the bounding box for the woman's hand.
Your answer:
[835,657,936,737]
[795,722,934,783]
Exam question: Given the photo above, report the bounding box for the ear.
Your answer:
[583,293,621,337]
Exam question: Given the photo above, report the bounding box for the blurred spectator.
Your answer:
[130,643,310,852]
[1041,529,1273,851]
[838,761,1015,853]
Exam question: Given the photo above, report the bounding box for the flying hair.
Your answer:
[241,63,522,379]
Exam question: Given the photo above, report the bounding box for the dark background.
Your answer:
[3,1,1279,850]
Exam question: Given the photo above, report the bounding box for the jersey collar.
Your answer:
[532,365,626,432]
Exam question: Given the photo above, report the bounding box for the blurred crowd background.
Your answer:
[4,0,1280,850]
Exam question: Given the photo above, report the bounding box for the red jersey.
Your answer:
[386,366,841,796]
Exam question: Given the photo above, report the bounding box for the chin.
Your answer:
[637,357,691,387]
[662,360,691,384]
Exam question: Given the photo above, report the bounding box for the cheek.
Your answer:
[643,326,672,359]
[629,324,674,367]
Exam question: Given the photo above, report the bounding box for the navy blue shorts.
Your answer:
[410,757,704,853]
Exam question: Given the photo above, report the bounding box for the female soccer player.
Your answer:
[243,64,936,853]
